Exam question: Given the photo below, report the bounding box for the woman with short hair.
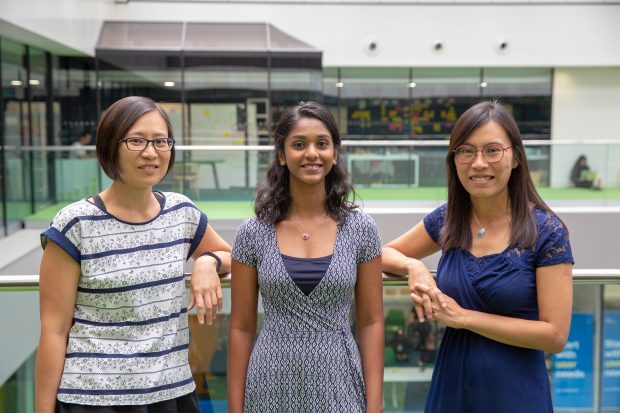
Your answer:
[36,96,231,412]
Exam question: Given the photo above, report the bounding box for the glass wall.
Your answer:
[0,29,572,238]
[1,37,29,235]
[2,276,620,413]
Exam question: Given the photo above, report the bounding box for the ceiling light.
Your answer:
[29,79,40,86]
[480,81,488,88]
[408,82,417,88]
[10,80,22,86]
[335,82,344,88]
[163,81,175,87]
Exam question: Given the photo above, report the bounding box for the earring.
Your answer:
[280,160,286,166]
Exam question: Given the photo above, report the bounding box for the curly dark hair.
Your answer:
[254,101,357,224]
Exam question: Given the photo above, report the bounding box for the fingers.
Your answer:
[410,294,426,322]
[194,291,206,325]
[414,282,446,308]
[188,290,195,311]
[193,286,223,325]
[216,286,223,312]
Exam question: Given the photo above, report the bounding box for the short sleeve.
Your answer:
[423,204,447,244]
[40,203,84,264]
[185,203,208,259]
[232,218,258,267]
[355,213,382,265]
[535,211,574,267]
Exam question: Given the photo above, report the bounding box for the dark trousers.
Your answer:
[55,391,200,413]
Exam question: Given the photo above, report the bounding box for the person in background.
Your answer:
[382,101,574,413]
[36,96,231,413]
[70,131,93,159]
[570,154,602,189]
[228,101,384,412]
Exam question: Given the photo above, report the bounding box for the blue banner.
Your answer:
[552,312,594,408]
[603,310,620,409]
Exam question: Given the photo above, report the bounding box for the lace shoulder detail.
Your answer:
[423,204,447,244]
[533,207,574,267]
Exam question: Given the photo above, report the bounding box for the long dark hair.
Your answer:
[570,155,587,184]
[441,101,560,251]
[254,101,357,224]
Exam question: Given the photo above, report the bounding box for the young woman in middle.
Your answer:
[228,101,384,413]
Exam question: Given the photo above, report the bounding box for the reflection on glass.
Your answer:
[340,68,410,137]
[2,38,30,234]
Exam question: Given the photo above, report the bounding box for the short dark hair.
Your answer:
[95,96,175,181]
[441,100,561,250]
[254,101,357,224]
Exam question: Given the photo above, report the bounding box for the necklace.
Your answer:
[472,211,486,239]
[291,214,327,241]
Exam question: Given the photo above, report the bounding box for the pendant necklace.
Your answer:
[291,214,327,241]
[472,212,486,239]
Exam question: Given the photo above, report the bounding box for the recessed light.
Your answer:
[408,82,417,88]
[335,82,344,88]
[480,81,488,88]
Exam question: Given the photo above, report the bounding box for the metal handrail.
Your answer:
[3,139,620,152]
[1,269,619,288]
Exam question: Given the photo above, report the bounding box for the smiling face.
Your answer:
[278,117,337,189]
[117,110,171,189]
[455,120,517,203]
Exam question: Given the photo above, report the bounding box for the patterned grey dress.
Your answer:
[231,211,381,412]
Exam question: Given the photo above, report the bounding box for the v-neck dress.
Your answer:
[231,211,381,412]
[423,204,574,413]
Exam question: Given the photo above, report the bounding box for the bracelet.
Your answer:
[198,251,222,273]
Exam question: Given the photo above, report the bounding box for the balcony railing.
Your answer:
[1,270,619,413]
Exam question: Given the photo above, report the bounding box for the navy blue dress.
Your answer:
[423,204,574,413]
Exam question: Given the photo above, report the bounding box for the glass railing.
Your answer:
[1,140,618,231]
[1,271,619,413]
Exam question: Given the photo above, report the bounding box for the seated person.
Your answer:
[70,131,93,159]
[570,155,602,189]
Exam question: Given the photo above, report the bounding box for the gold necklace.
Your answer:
[291,214,327,241]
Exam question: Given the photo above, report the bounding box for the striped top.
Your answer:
[40,192,207,406]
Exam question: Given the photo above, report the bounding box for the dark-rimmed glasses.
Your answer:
[453,144,512,164]
[119,137,175,152]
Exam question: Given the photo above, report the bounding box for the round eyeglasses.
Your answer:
[119,137,175,152]
[453,144,512,164]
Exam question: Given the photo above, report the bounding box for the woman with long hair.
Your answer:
[36,96,231,412]
[383,101,574,412]
[228,101,384,412]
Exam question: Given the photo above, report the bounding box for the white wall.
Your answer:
[0,0,112,56]
[2,0,620,67]
[551,68,620,187]
[107,3,620,67]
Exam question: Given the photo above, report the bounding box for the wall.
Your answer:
[107,3,620,67]
[551,68,620,187]
[0,0,112,56]
[2,1,620,67]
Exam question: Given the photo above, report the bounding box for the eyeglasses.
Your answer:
[453,144,512,164]
[119,137,175,152]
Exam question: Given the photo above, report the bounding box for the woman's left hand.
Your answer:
[413,283,467,329]
[188,255,223,325]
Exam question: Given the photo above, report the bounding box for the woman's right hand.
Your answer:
[406,260,445,322]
